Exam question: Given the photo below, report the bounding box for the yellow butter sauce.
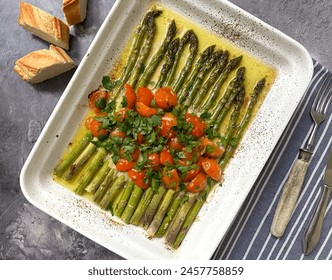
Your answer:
[54,3,277,191]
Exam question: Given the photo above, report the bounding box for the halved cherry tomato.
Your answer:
[159,112,178,138]
[85,116,108,138]
[116,108,130,121]
[119,148,140,162]
[147,153,160,170]
[137,87,154,106]
[85,116,94,130]
[177,147,201,166]
[128,169,150,189]
[160,149,175,165]
[185,113,206,139]
[154,87,177,109]
[124,84,136,109]
[201,137,225,158]
[135,102,158,117]
[162,168,180,190]
[110,128,126,138]
[182,163,202,182]
[186,172,207,193]
[136,132,144,144]
[167,137,184,151]
[201,157,222,181]
[115,159,135,172]
[88,90,108,113]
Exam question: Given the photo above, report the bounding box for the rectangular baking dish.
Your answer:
[20,0,313,259]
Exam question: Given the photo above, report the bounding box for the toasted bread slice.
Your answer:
[62,0,88,25]
[18,2,70,50]
[14,45,75,83]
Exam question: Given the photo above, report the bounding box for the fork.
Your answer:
[271,74,332,238]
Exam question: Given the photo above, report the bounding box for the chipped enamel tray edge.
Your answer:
[20,0,313,259]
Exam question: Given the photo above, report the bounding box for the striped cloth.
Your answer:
[212,61,332,260]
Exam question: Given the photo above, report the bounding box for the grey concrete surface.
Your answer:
[0,0,331,259]
[230,0,332,69]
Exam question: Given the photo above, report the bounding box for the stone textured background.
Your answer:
[230,0,332,69]
[0,0,331,259]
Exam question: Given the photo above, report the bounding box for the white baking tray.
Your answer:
[20,0,313,259]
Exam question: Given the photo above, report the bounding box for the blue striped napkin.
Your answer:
[212,61,332,260]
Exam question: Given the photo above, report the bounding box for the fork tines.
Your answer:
[312,73,332,114]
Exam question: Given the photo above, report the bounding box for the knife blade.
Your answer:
[302,147,332,255]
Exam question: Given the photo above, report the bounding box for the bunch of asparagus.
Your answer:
[53,9,266,249]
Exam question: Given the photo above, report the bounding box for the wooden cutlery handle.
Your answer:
[271,157,309,238]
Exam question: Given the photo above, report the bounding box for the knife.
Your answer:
[302,147,332,255]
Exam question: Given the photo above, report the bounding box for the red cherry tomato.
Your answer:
[154,87,177,109]
[85,116,108,138]
[116,108,130,121]
[136,132,144,144]
[159,112,178,138]
[186,172,207,193]
[160,149,175,165]
[147,153,160,170]
[137,87,154,106]
[110,128,126,138]
[201,157,222,181]
[201,137,224,158]
[85,116,94,130]
[88,90,108,113]
[182,162,202,182]
[177,147,201,166]
[167,137,184,151]
[185,113,206,139]
[162,168,180,190]
[128,169,150,190]
[135,102,158,117]
[124,84,136,109]
[115,159,135,172]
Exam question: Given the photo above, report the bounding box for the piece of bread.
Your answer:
[14,45,76,83]
[62,0,88,25]
[18,1,70,50]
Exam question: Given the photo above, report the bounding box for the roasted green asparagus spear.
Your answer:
[74,148,107,195]
[221,86,246,147]
[172,184,213,249]
[165,193,198,246]
[114,181,135,217]
[147,189,175,237]
[177,45,215,103]
[63,142,97,181]
[201,56,242,111]
[54,133,92,177]
[154,191,186,237]
[163,30,193,86]
[140,185,167,229]
[154,38,180,89]
[184,50,223,107]
[113,10,162,98]
[171,31,199,93]
[211,67,246,128]
[191,50,229,109]
[128,13,158,88]
[219,78,266,169]
[137,20,177,87]
[121,185,144,224]
[85,158,111,193]
[93,169,115,203]
[100,175,126,210]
